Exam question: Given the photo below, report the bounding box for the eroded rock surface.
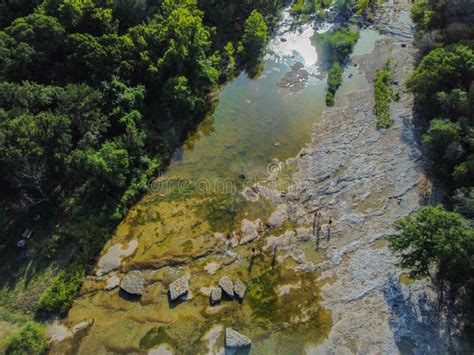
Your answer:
[96,240,138,276]
[225,328,252,348]
[240,219,261,245]
[276,62,310,92]
[120,271,145,296]
[210,287,222,305]
[234,279,247,300]
[169,274,190,301]
[218,276,234,297]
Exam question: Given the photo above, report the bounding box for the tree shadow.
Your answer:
[384,275,456,354]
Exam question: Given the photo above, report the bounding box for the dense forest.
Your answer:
[390,0,474,334]
[0,0,281,264]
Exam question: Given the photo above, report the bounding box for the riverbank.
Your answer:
[43,1,469,354]
[289,0,466,352]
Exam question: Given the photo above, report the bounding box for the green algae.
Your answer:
[400,273,416,286]
[139,326,175,350]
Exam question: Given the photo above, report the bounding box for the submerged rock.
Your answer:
[168,274,190,301]
[120,271,145,296]
[210,287,222,305]
[225,328,252,348]
[234,279,247,300]
[219,276,234,297]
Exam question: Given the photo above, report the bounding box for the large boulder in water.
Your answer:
[225,328,252,348]
[120,271,145,296]
[218,276,234,297]
[168,274,190,301]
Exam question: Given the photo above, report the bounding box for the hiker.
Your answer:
[327,217,333,241]
[271,245,278,269]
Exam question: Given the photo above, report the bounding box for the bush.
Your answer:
[326,62,343,106]
[290,0,332,19]
[316,28,360,64]
[4,322,49,355]
[38,263,84,315]
[374,61,394,128]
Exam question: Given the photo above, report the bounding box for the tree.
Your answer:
[241,10,269,60]
[390,206,474,282]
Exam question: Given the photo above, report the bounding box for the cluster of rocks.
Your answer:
[276,62,310,93]
[210,277,247,305]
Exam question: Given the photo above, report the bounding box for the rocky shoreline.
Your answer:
[276,0,465,352]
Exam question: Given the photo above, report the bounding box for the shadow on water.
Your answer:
[384,276,454,354]
[167,292,189,309]
[225,346,251,355]
[118,289,142,302]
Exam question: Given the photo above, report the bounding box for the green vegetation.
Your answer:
[38,263,84,315]
[0,0,283,317]
[326,62,343,106]
[407,0,474,214]
[390,206,474,281]
[374,60,394,128]
[317,28,360,63]
[315,27,359,106]
[4,322,49,355]
[392,0,474,330]
[356,0,376,16]
[290,0,331,21]
[240,10,270,61]
[139,326,175,350]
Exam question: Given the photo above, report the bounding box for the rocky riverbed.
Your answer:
[49,1,468,353]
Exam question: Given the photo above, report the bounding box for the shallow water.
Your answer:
[62,16,377,355]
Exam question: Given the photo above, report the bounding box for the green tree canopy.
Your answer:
[390,206,474,282]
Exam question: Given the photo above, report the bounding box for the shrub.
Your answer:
[316,28,360,63]
[4,322,49,355]
[38,263,84,315]
[326,62,343,106]
[374,61,394,128]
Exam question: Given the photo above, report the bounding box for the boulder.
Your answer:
[105,274,120,291]
[218,276,234,297]
[71,319,94,336]
[241,187,259,202]
[210,287,222,305]
[240,219,261,245]
[225,328,252,348]
[120,271,145,296]
[267,204,288,228]
[168,274,190,301]
[234,279,247,300]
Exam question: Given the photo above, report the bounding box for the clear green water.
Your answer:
[162,61,326,183]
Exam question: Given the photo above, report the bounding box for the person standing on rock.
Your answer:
[313,212,322,250]
[271,245,278,269]
[327,217,333,242]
